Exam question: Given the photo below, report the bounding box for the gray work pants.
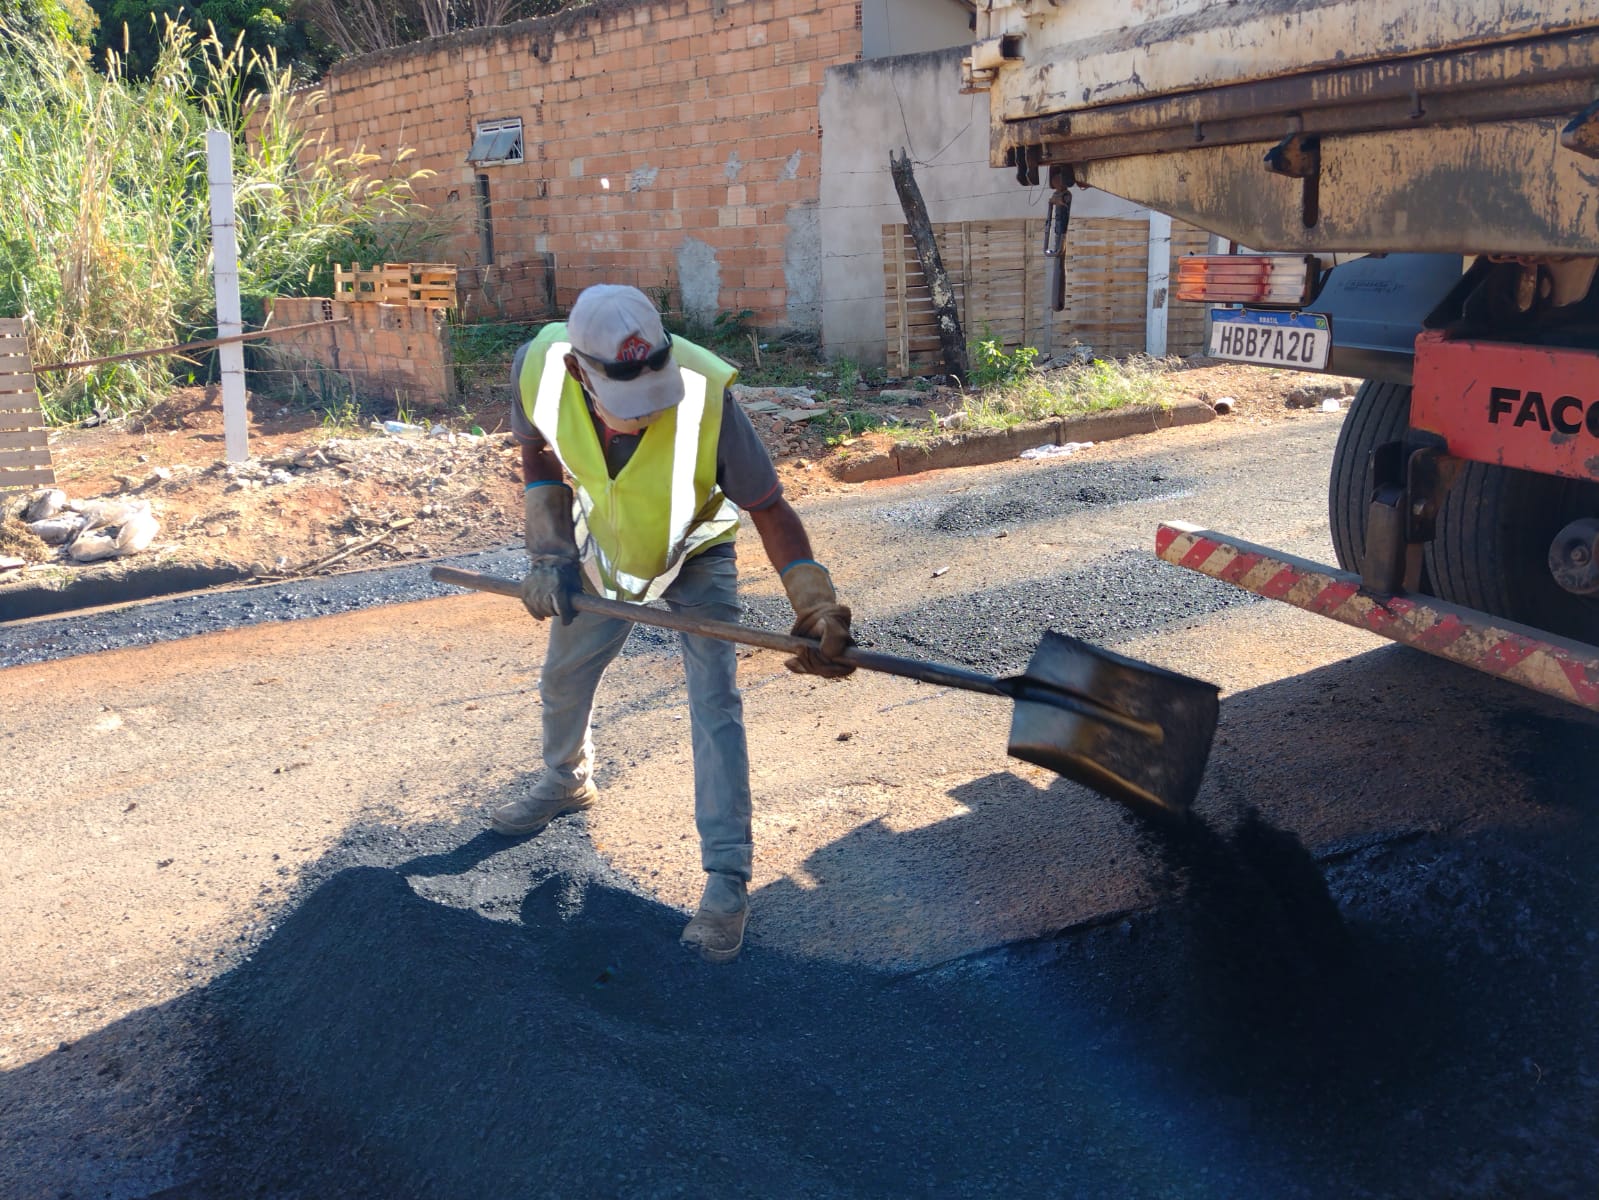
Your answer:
[537,551,753,881]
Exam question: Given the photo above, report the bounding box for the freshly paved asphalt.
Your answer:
[2,413,1594,1198]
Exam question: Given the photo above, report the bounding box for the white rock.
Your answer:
[1320,397,1342,413]
[26,489,68,521]
[29,515,84,544]
[0,555,24,572]
[267,468,295,486]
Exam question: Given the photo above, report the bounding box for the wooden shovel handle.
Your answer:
[430,565,1009,695]
[428,565,1162,742]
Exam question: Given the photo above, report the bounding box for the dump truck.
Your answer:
[962,0,1599,710]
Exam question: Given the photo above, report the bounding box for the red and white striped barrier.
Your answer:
[1155,521,1599,712]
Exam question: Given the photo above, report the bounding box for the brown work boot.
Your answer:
[680,872,749,963]
[490,777,598,836]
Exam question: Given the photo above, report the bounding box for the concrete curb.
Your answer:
[830,400,1217,484]
[1,561,255,622]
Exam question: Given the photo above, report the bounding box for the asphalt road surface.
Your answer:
[2,411,1594,1199]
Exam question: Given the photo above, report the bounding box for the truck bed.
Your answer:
[967,0,1599,255]
[980,0,1599,121]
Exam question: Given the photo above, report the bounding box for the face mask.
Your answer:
[591,401,662,435]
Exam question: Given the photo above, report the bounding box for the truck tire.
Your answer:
[1327,380,1415,577]
[1424,462,1599,642]
[1330,382,1599,638]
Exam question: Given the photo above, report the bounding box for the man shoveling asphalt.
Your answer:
[500,284,853,962]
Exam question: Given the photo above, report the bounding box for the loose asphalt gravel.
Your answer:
[4,429,1596,1198]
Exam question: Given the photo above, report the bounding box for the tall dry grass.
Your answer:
[0,17,437,421]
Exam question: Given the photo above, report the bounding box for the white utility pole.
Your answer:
[1144,210,1172,357]
[206,129,249,463]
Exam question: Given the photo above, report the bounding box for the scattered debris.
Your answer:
[1285,381,1355,408]
[1020,441,1095,460]
[733,385,820,409]
[67,502,157,562]
[25,489,67,522]
[6,491,159,565]
[256,516,418,580]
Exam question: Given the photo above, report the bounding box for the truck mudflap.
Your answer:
[1155,521,1599,711]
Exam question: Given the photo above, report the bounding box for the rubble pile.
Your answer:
[2,487,160,575]
[0,424,526,588]
[191,428,523,577]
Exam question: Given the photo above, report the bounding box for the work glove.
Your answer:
[780,561,855,678]
[522,483,581,624]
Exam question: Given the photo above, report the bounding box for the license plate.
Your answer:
[1208,308,1331,370]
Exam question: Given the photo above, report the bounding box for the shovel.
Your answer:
[430,566,1219,816]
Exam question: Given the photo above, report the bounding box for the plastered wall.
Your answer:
[819,47,1149,366]
[302,0,863,332]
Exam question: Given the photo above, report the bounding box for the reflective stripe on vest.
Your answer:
[520,327,739,602]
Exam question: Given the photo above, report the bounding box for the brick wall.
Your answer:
[302,0,863,331]
[263,298,454,409]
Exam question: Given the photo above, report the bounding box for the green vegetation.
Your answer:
[90,0,331,82]
[316,388,360,431]
[450,318,540,397]
[4,0,96,43]
[965,336,1039,389]
[0,16,433,422]
[957,354,1174,430]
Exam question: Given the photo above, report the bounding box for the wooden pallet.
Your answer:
[333,263,458,309]
[883,216,1213,373]
[0,319,53,496]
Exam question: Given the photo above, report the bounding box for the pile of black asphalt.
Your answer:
[8,735,1596,1197]
[5,449,1595,1197]
[14,774,1588,1199]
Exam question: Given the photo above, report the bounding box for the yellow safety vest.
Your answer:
[518,325,741,602]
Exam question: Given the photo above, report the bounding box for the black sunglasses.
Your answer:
[573,332,673,382]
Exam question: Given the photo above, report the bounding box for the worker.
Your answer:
[498,284,853,963]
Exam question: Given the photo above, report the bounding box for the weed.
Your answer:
[821,408,910,447]
[831,357,862,397]
[318,393,361,430]
[965,336,1040,389]
[956,354,1173,430]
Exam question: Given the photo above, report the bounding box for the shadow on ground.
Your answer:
[3,649,1596,1199]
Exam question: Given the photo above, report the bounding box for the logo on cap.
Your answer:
[616,333,652,363]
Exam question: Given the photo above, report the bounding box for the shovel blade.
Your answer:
[1006,631,1219,815]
